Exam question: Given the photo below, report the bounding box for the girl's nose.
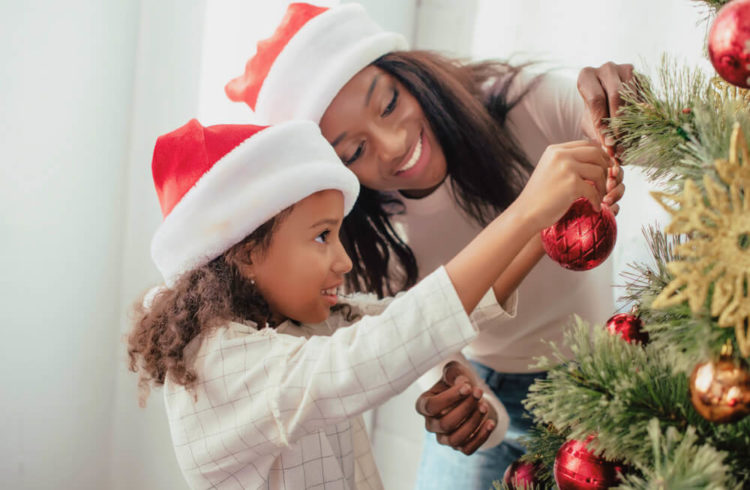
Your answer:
[333,239,353,275]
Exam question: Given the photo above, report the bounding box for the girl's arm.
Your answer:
[490,233,545,305]
[445,140,610,314]
[170,266,480,457]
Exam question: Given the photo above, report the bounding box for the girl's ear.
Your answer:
[225,241,257,281]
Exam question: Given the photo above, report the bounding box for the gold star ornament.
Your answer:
[650,123,750,356]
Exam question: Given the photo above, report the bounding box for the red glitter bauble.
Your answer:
[605,313,649,345]
[708,0,750,88]
[541,198,617,271]
[554,437,624,490]
[502,459,543,489]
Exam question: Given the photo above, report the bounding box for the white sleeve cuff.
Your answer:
[470,288,519,331]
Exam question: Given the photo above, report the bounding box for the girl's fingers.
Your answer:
[576,180,603,212]
[603,182,625,206]
[572,162,607,196]
[459,418,496,455]
[567,144,611,169]
[606,164,623,191]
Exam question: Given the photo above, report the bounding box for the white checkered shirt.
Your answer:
[164,266,479,489]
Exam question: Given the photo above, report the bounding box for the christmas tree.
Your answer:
[497,1,750,488]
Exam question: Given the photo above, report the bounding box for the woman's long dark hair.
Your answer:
[341,51,538,297]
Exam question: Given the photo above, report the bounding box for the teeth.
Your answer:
[321,288,337,296]
[397,133,422,173]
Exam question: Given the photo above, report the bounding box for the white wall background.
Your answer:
[0,1,716,489]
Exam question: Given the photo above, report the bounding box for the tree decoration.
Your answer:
[502,459,544,489]
[553,436,624,489]
[689,342,750,423]
[707,0,750,88]
[650,123,750,356]
[541,198,617,271]
[605,308,649,345]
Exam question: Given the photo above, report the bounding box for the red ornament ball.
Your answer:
[503,459,543,489]
[554,437,624,489]
[541,198,617,271]
[605,313,649,345]
[708,0,750,88]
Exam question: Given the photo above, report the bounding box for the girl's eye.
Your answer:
[315,230,330,244]
[344,143,364,166]
[381,87,399,117]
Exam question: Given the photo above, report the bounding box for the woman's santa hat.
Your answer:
[225,2,408,124]
[150,119,359,286]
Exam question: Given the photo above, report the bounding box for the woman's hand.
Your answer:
[415,361,497,455]
[578,62,636,160]
[513,140,610,230]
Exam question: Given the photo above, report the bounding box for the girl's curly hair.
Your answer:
[127,213,286,406]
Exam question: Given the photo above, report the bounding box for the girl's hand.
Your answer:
[578,62,636,160]
[414,361,496,455]
[513,140,610,230]
[604,163,625,215]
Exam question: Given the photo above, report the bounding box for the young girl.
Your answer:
[127,117,610,489]
[224,3,631,487]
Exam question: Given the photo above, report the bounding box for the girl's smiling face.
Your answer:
[319,65,448,197]
[246,189,352,324]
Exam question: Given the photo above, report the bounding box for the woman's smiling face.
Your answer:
[319,65,447,196]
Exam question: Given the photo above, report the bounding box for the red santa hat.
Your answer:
[150,119,359,286]
[225,2,408,124]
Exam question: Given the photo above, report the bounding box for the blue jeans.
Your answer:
[414,362,545,490]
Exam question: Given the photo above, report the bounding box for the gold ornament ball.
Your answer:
[689,357,750,423]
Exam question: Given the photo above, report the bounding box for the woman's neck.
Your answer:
[398,177,445,199]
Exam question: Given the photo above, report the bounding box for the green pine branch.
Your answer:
[609,58,750,193]
[692,0,734,12]
[517,424,569,488]
[615,225,740,369]
[522,319,749,486]
[615,419,737,490]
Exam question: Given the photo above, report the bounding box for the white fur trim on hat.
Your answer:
[150,120,359,287]
[255,3,408,124]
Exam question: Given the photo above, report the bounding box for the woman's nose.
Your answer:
[374,124,408,166]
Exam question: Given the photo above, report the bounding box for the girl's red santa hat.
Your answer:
[150,119,359,286]
[225,2,408,124]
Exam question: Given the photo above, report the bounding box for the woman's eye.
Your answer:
[315,230,330,244]
[381,88,399,117]
[344,143,364,166]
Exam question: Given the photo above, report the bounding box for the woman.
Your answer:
[225,3,631,488]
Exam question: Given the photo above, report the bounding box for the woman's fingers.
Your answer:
[415,377,472,418]
[436,401,487,448]
[578,62,635,139]
[459,418,496,455]
[428,393,479,434]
